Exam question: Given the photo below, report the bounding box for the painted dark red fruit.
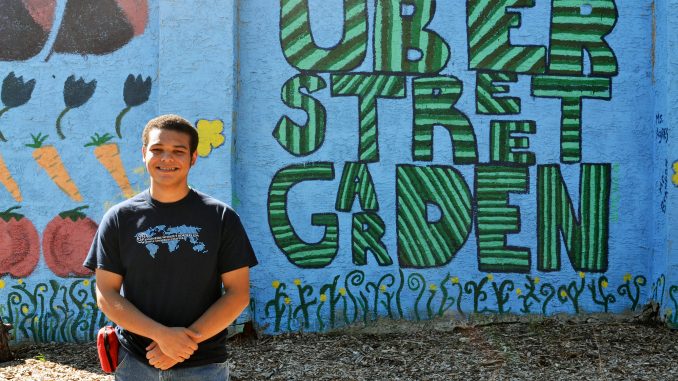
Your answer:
[43,206,97,277]
[0,206,40,277]
[0,0,56,61]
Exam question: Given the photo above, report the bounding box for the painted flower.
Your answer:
[124,74,152,108]
[623,273,632,282]
[601,280,609,288]
[429,284,437,291]
[0,279,4,289]
[380,285,387,293]
[579,272,585,279]
[339,288,346,296]
[39,286,47,292]
[83,279,90,286]
[33,316,39,322]
[293,279,301,286]
[560,290,567,299]
[534,277,540,284]
[284,297,291,305]
[516,288,522,296]
[272,280,281,289]
[451,277,459,284]
[21,306,28,314]
[63,75,96,109]
[2,72,36,109]
[17,279,23,285]
[116,74,152,138]
[486,274,494,281]
[196,119,225,157]
[319,294,327,302]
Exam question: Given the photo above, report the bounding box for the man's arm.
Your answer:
[188,266,251,342]
[95,268,201,362]
[145,266,251,369]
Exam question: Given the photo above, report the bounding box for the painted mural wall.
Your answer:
[238,0,672,333]
[0,0,675,342]
[0,0,237,342]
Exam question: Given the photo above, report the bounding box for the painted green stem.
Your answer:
[115,106,132,138]
[0,107,10,142]
[56,107,71,140]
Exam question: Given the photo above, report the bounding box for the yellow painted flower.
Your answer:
[196,119,225,157]
[39,286,46,292]
[601,280,609,288]
[34,316,39,322]
[0,279,5,289]
[83,280,90,286]
[320,294,327,302]
[293,279,301,286]
[17,279,24,285]
[486,274,494,281]
[429,284,437,291]
[673,162,678,186]
[579,272,585,279]
[339,288,346,296]
[451,277,459,284]
[623,273,632,282]
[560,290,567,299]
[379,285,387,293]
[516,288,522,296]
[284,297,291,305]
[534,277,540,284]
[272,280,280,289]
[21,306,29,314]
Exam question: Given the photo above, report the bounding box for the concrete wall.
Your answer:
[0,0,675,341]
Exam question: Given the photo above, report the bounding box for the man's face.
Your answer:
[142,128,197,190]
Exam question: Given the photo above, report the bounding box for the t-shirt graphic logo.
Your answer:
[135,225,207,258]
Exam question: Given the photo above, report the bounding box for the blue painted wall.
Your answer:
[0,0,675,341]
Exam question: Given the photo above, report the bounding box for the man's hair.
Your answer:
[142,114,199,155]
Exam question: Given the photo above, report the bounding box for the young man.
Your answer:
[84,114,257,380]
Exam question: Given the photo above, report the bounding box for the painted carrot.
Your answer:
[0,152,22,202]
[85,133,134,198]
[26,133,82,202]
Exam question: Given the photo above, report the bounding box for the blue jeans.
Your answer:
[115,347,230,381]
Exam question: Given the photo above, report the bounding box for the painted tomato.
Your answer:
[0,206,40,277]
[43,206,97,277]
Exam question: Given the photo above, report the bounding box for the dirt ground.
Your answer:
[0,313,676,381]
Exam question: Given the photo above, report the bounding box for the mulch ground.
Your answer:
[0,313,676,380]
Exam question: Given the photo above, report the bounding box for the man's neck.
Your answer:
[149,184,190,203]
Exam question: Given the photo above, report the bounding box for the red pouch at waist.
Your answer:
[96,326,119,373]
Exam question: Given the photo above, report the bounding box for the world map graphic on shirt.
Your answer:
[135,225,207,258]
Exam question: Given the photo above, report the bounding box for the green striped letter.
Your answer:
[475,165,530,273]
[268,163,338,268]
[280,0,368,71]
[413,76,478,165]
[336,162,379,211]
[374,0,450,74]
[396,165,473,268]
[352,212,392,266]
[274,75,327,156]
[331,74,406,162]
[490,120,536,166]
[537,164,611,272]
[549,0,618,76]
[531,75,611,163]
[476,72,521,115]
[467,0,546,74]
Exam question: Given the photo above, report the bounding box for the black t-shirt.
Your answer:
[84,189,258,368]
